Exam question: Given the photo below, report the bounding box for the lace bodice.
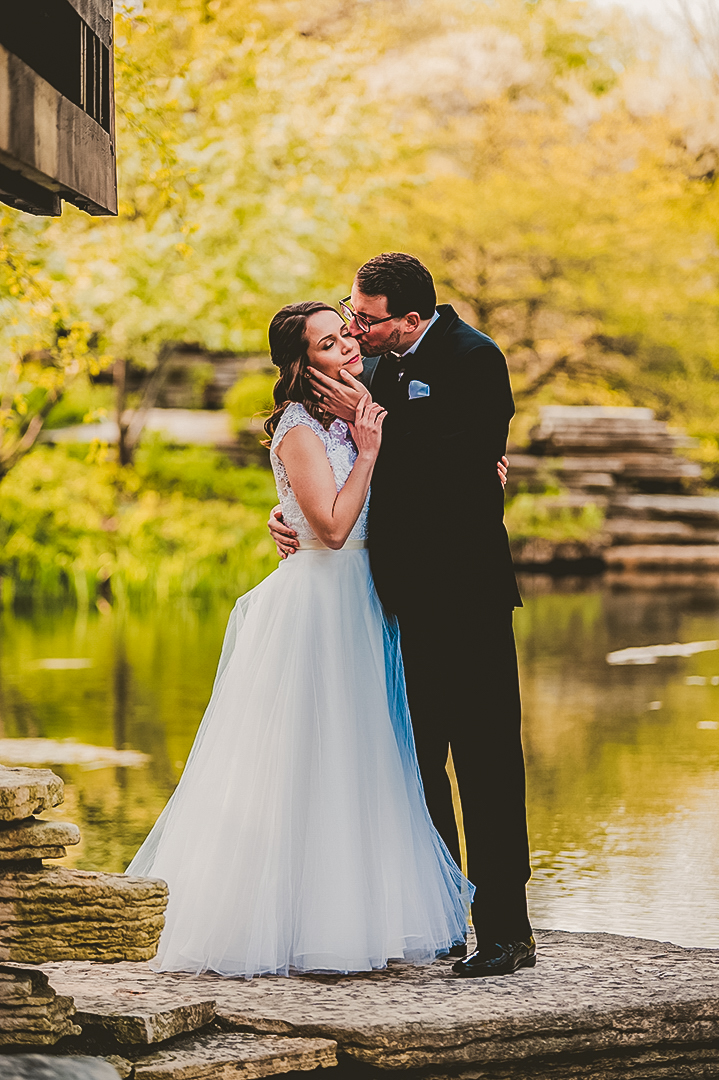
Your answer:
[270,403,369,542]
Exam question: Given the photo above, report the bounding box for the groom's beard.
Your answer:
[358,327,402,356]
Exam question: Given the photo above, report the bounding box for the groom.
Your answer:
[270,253,534,976]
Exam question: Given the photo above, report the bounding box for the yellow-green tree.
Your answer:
[0,209,99,478]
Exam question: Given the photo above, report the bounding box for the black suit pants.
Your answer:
[394,600,532,943]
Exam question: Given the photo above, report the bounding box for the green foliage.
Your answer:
[0,445,278,607]
[133,436,277,505]
[44,379,115,430]
[0,210,109,475]
[505,492,605,543]
[224,372,276,433]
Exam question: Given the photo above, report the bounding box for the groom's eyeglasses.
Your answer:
[339,297,399,335]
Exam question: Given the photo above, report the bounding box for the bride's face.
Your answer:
[305,310,363,381]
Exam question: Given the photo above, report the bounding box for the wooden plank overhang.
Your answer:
[0,0,117,216]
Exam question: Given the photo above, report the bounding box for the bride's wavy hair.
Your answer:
[263,302,340,442]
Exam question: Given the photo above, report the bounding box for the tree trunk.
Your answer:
[114,347,173,467]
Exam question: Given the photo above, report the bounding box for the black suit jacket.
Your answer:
[360,305,522,615]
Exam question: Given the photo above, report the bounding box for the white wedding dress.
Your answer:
[127,402,472,977]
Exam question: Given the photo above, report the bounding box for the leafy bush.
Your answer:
[505,492,605,545]
[0,446,278,607]
[44,378,115,430]
[134,437,277,507]
[224,372,276,434]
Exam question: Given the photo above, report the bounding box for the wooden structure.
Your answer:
[0,0,116,216]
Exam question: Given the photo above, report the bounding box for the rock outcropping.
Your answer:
[0,868,167,964]
[0,765,167,1052]
[0,964,79,1048]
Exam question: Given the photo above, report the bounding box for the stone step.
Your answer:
[604,519,719,544]
[605,545,719,568]
[43,961,217,1046]
[132,1031,337,1079]
[509,453,700,482]
[610,494,719,521]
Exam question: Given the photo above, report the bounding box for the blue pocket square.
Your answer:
[408,380,430,399]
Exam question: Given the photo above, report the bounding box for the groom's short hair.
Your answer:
[355,253,436,319]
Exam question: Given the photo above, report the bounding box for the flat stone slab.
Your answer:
[38,960,216,1045]
[132,1031,337,1079]
[0,1057,120,1079]
[0,768,63,822]
[43,930,719,1074]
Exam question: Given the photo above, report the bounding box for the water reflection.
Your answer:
[518,576,719,946]
[0,582,717,947]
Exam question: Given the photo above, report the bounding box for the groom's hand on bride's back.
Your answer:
[307,367,368,423]
[268,507,299,559]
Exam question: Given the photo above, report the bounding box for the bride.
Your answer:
[127,301,472,978]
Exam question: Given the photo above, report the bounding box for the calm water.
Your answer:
[1,579,718,948]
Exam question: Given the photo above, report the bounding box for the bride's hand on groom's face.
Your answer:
[307,367,368,423]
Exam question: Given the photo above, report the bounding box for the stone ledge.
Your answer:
[43,930,719,1076]
[76,999,217,1048]
[132,1031,338,1079]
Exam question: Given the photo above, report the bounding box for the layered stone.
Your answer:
[0,963,80,1047]
[132,1031,338,1079]
[0,868,168,963]
[44,930,719,1079]
[0,767,64,823]
[0,818,81,862]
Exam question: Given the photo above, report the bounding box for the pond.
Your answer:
[1,577,718,949]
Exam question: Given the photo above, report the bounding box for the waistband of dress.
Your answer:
[297,539,368,551]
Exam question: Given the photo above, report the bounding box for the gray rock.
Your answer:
[0,820,80,862]
[0,769,63,823]
[133,1031,337,1079]
[0,1057,120,1079]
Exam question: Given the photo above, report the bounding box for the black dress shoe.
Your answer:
[452,935,536,977]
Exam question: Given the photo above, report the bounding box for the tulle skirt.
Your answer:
[127,546,472,978]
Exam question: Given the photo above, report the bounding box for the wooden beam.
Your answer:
[0,43,116,216]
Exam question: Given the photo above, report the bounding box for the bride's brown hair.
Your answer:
[263,302,341,442]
